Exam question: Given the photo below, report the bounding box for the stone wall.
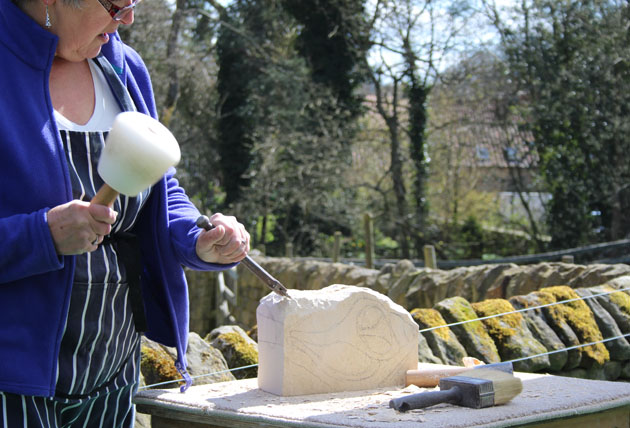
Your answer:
[412,279,630,381]
[184,257,630,382]
[186,268,220,337]
[186,256,630,334]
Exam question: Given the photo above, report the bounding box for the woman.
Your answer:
[0,0,250,425]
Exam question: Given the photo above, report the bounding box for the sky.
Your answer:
[366,0,516,75]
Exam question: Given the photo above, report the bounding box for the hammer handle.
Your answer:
[390,387,462,412]
[406,367,470,387]
[92,184,119,207]
[406,362,514,387]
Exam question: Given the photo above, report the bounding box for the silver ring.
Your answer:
[91,237,99,246]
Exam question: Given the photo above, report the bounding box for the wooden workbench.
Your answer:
[135,366,630,428]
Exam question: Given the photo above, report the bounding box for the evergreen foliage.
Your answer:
[215,1,258,206]
[495,0,630,247]
[281,0,370,118]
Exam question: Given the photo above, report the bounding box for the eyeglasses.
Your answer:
[96,0,141,21]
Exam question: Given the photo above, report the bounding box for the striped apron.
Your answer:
[1,57,150,428]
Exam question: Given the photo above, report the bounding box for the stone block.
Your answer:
[206,325,259,379]
[256,284,418,396]
[589,284,630,333]
[417,330,443,364]
[509,294,568,371]
[140,334,235,390]
[540,286,609,368]
[411,308,467,366]
[434,296,501,364]
[471,299,550,372]
[576,287,630,361]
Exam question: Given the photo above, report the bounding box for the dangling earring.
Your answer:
[45,4,51,28]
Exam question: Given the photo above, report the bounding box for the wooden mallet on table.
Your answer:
[91,112,181,207]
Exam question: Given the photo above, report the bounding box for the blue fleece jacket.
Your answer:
[0,0,231,397]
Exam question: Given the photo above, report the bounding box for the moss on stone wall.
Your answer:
[215,332,259,379]
[410,307,468,365]
[609,285,630,314]
[440,297,489,340]
[510,293,570,371]
[435,296,501,363]
[140,346,181,389]
[532,290,555,306]
[541,286,609,366]
[411,308,451,342]
[472,299,521,343]
[472,299,550,372]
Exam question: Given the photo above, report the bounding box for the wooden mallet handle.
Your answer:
[91,183,120,207]
[406,367,470,387]
[406,361,514,387]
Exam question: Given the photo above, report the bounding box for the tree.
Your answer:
[427,51,548,253]
[485,0,630,248]
[426,64,499,243]
[211,0,369,256]
[214,0,268,207]
[404,44,430,256]
[365,0,478,258]
[281,0,370,119]
[120,0,226,211]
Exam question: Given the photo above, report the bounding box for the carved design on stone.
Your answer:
[257,284,419,396]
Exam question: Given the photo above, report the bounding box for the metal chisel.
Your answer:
[196,215,292,299]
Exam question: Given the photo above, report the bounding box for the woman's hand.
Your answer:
[47,200,118,255]
[196,213,250,264]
